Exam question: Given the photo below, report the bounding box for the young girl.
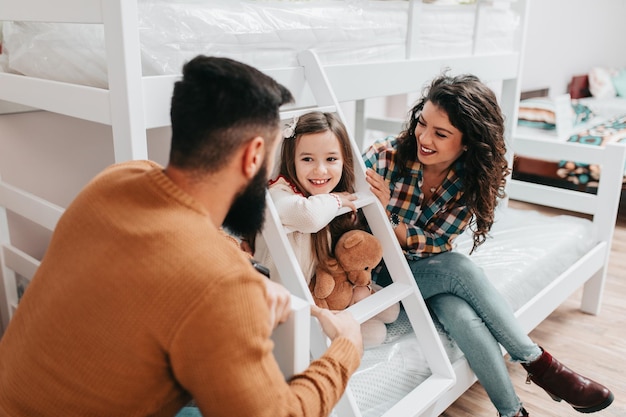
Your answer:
[364,73,614,417]
[252,111,359,287]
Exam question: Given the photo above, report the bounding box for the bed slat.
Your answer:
[2,244,40,282]
[0,181,64,231]
[326,53,520,103]
[507,180,597,215]
[0,73,111,124]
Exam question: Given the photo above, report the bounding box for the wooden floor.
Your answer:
[441,200,626,417]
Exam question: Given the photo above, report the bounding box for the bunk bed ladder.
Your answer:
[262,50,456,417]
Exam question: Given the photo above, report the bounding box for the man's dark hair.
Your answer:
[169,56,294,173]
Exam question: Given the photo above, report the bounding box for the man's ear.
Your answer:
[242,136,265,179]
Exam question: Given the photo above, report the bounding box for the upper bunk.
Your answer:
[0,0,528,162]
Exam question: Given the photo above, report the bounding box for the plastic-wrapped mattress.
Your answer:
[0,0,519,88]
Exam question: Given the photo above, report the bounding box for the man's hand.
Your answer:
[264,279,292,329]
[310,305,364,357]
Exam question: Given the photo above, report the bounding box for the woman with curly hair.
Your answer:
[363,73,613,417]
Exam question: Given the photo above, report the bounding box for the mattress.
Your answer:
[0,0,520,88]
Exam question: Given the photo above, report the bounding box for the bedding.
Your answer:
[514,93,626,189]
[0,0,520,88]
[558,114,626,186]
[517,97,593,130]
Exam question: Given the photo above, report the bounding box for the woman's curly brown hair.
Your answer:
[396,73,510,252]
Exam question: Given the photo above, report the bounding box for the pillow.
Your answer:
[518,97,594,130]
[611,69,626,97]
[568,74,590,99]
[589,67,616,99]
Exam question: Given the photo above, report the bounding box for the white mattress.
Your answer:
[350,206,595,416]
[0,0,519,88]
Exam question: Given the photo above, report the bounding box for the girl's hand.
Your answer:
[365,169,391,208]
[332,192,358,212]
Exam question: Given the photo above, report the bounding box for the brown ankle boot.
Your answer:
[522,347,614,413]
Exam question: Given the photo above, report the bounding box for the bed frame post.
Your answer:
[0,197,16,332]
[101,0,148,162]
[580,142,626,314]
[503,0,530,166]
[405,0,422,59]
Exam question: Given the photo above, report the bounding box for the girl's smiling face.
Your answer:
[415,101,465,171]
[294,130,344,196]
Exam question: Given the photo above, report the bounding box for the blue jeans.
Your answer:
[375,251,542,417]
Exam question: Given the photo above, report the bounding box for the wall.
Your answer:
[521,0,626,95]
[0,112,171,333]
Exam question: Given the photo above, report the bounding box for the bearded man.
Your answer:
[0,55,362,417]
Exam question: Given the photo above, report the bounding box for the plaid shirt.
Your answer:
[363,137,472,260]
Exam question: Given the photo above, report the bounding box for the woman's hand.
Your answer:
[366,169,391,208]
[310,305,364,357]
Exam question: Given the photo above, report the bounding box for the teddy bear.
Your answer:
[310,229,400,347]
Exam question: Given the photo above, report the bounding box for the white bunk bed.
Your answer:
[0,0,525,333]
[1,1,624,417]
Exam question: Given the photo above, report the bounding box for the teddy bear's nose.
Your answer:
[364,266,369,271]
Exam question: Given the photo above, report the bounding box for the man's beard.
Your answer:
[222,162,268,238]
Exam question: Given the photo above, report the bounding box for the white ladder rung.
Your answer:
[381,375,456,417]
[336,192,377,217]
[346,282,413,323]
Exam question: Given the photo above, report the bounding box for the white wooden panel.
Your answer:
[0,0,102,23]
[2,244,40,281]
[507,180,597,215]
[326,53,520,103]
[514,136,607,165]
[382,375,456,417]
[0,74,111,124]
[141,67,321,129]
[346,282,412,323]
[0,182,64,231]
[514,244,606,331]
[593,143,626,241]
[102,0,147,161]
[143,76,179,129]
[271,295,310,379]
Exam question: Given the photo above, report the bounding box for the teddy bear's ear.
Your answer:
[340,231,364,250]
